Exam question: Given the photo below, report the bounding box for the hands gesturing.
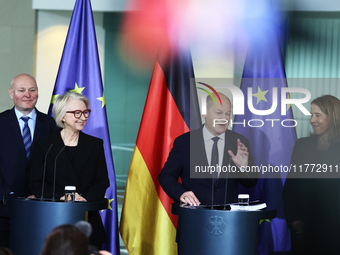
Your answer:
[228,139,248,168]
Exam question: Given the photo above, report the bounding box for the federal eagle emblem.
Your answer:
[206,216,226,236]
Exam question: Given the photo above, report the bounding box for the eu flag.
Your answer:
[48,0,119,254]
[233,6,297,255]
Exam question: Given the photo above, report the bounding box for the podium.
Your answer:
[5,196,108,255]
[172,204,277,255]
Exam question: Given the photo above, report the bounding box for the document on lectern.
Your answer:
[230,202,267,211]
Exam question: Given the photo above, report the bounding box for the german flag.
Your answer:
[120,49,200,254]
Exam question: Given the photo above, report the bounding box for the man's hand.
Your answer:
[180,191,200,206]
[292,220,304,238]
[228,139,249,167]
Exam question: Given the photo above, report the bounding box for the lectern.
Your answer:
[172,204,276,255]
[5,196,108,255]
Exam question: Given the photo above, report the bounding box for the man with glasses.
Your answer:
[0,73,57,247]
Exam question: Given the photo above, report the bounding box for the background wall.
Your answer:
[0,0,36,111]
[34,10,105,113]
[1,0,340,202]
[285,12,340,138]
[2,1,340,252]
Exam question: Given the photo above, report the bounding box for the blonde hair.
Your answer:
[311,95,340,143]
[53,91,90,128]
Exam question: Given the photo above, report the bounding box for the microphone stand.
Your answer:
[223,171,229,210]
[211,177,214,210]
[52,146,65,202]
[223,158,232,210]
[40,144,53,201]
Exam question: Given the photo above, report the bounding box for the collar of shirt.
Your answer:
[202,125,225,166]
[14,107,37,138]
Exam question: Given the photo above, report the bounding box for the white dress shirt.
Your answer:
[14,107,37,140]
[202,125,225,167]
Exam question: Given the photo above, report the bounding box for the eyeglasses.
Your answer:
[66,109,91,119]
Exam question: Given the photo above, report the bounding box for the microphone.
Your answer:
[40,144,53,201]
[52,146,65,202]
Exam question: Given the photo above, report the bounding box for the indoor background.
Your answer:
[1,0,340,252]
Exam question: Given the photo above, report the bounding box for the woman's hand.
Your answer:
[75,192,87,201]
[60,193,87,202]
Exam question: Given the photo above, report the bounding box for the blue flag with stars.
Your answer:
[48,0,119,254]
[233,3,296,254]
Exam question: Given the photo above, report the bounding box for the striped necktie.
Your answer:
[21,116,32,158]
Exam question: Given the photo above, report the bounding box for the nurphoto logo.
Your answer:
[196,82,312,128]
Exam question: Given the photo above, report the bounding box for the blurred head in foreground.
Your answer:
[40,224,89,255]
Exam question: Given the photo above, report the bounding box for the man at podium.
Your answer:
[158,93,258,206]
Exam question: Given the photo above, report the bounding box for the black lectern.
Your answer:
[172,204,276,255]
[5,196,108,255]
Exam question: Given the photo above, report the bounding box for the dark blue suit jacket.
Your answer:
[0,107,57,217]
[158,127,258,205]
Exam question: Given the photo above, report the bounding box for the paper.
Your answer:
[230,203,267,211]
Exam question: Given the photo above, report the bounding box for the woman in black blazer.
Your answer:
[30,91,109,248]
[283,95,340,254]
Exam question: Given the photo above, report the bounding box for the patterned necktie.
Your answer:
[21,116,32,158]
[211,137,220,184]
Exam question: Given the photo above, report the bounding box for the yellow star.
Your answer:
[70,83,85,94]
[252,86,269,104]
[101,197,114,212]
[259,219,271,225]
[51,94,59,104]
[286,93,292,111]
[97,93,106,108]
[108,198,114,210]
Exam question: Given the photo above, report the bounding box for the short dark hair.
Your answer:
[40,224,89,255]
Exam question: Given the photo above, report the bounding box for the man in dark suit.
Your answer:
[158,93,257,206]
[0,73,57,247]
